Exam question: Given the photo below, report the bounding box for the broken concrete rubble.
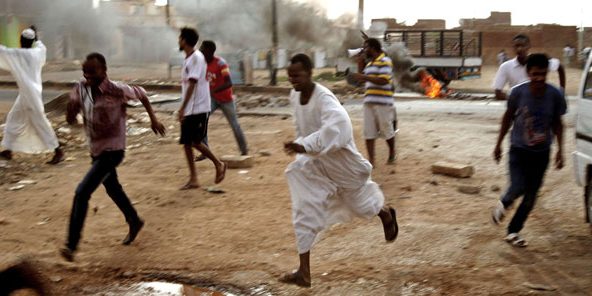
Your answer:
[457,185,481,195]
[220,155,254,169]
[431,162,474,178]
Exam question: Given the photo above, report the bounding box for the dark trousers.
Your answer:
[501,146,550,234]
[66,150,139,250]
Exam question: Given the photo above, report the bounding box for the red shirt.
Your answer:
[206,56,233,103]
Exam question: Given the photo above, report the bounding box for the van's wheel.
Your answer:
[586,177,592,224]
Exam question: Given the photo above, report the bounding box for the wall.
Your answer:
[480,25,578,65]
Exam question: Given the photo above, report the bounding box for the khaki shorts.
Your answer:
[363,103,396,140]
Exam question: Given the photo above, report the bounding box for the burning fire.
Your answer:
[419,71,443,98]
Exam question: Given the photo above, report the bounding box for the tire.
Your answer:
[587,179,592,223]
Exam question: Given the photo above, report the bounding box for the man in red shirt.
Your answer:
[195,40,248,159]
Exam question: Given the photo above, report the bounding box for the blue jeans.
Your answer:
[203,98,248,155]
[66,150,140,250]
[501,146,550,234]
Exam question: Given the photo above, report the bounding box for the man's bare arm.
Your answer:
[552,117,564,169]
[138,94,166,136]
[493,108,514,163]
[494,89,507,101]
[557,64,566,91]
[351,73,389,85]
[213,76,232,94]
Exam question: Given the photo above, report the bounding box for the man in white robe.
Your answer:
[0,27,63,164]
[280,53,399,288]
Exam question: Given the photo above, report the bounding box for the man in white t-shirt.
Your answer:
[493,34,566,101]
[177,27,226,190]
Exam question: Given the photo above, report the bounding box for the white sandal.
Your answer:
[504,233,528,247]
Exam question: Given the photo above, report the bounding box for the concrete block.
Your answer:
[220,155,254,169]
[457,185,481,195]
[431,161,474,178]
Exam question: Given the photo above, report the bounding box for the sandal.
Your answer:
[384,207,399,242]
[504,233,528,248]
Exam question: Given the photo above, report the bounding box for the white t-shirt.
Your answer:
[181,50,211,116]
[493,57,560,91]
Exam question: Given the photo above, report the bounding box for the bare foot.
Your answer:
[215,162,227,184]
[279,271,311,288]
[180,182,200,190]
[194,154,207,162]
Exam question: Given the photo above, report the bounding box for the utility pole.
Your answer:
[578,7,584,52]
[358,0,364,30]
[165,0,171,27]
[269,0,278,86]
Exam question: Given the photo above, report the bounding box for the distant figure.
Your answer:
[562,44,575,67]
[61,52,166,261]
[351,38,396,166]
[194,40,248,160]
[267,49,277,86]
[493,34,566,100]
[497,49,508,65]
[0,26,64,164]
[177,28,226,190]
[280,53,398,288]
[492,53,566,247]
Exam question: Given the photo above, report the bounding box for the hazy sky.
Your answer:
[301,0,592,29]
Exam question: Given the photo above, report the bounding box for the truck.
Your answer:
[382,29,483,85]
[572,52,592,225]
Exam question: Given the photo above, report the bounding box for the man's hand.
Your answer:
[555,150,564,170]
[151,120,166,136]
[177,110,185,123]
[493,145,502,164]
[284,142,306,155]
[30,25,38,41]
[350,73,366,83]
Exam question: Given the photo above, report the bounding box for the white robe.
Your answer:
[285,83,384,254]
[0,41,58,153]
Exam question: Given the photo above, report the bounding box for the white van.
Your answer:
[573,52,592,224]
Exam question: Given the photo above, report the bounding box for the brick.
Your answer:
[431,161,474,178]
[458,185,481,195]
[220,155,254,169]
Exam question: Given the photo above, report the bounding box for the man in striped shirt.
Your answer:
[352,38,396,166]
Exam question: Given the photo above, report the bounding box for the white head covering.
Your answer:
[21,28,36,40]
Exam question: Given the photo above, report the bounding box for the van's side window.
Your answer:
[584,66,592,99]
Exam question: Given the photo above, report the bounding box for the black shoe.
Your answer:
[0,150,12,160]
[385,207,399,242]
[122,219,144,245]
[60,247,75,262]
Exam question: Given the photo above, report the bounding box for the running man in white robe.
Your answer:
[280,54,399,288]
[0,27,64,164]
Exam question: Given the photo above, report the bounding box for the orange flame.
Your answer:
[419,72,443,98]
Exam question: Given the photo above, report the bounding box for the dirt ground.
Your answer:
[1,83,591,295]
